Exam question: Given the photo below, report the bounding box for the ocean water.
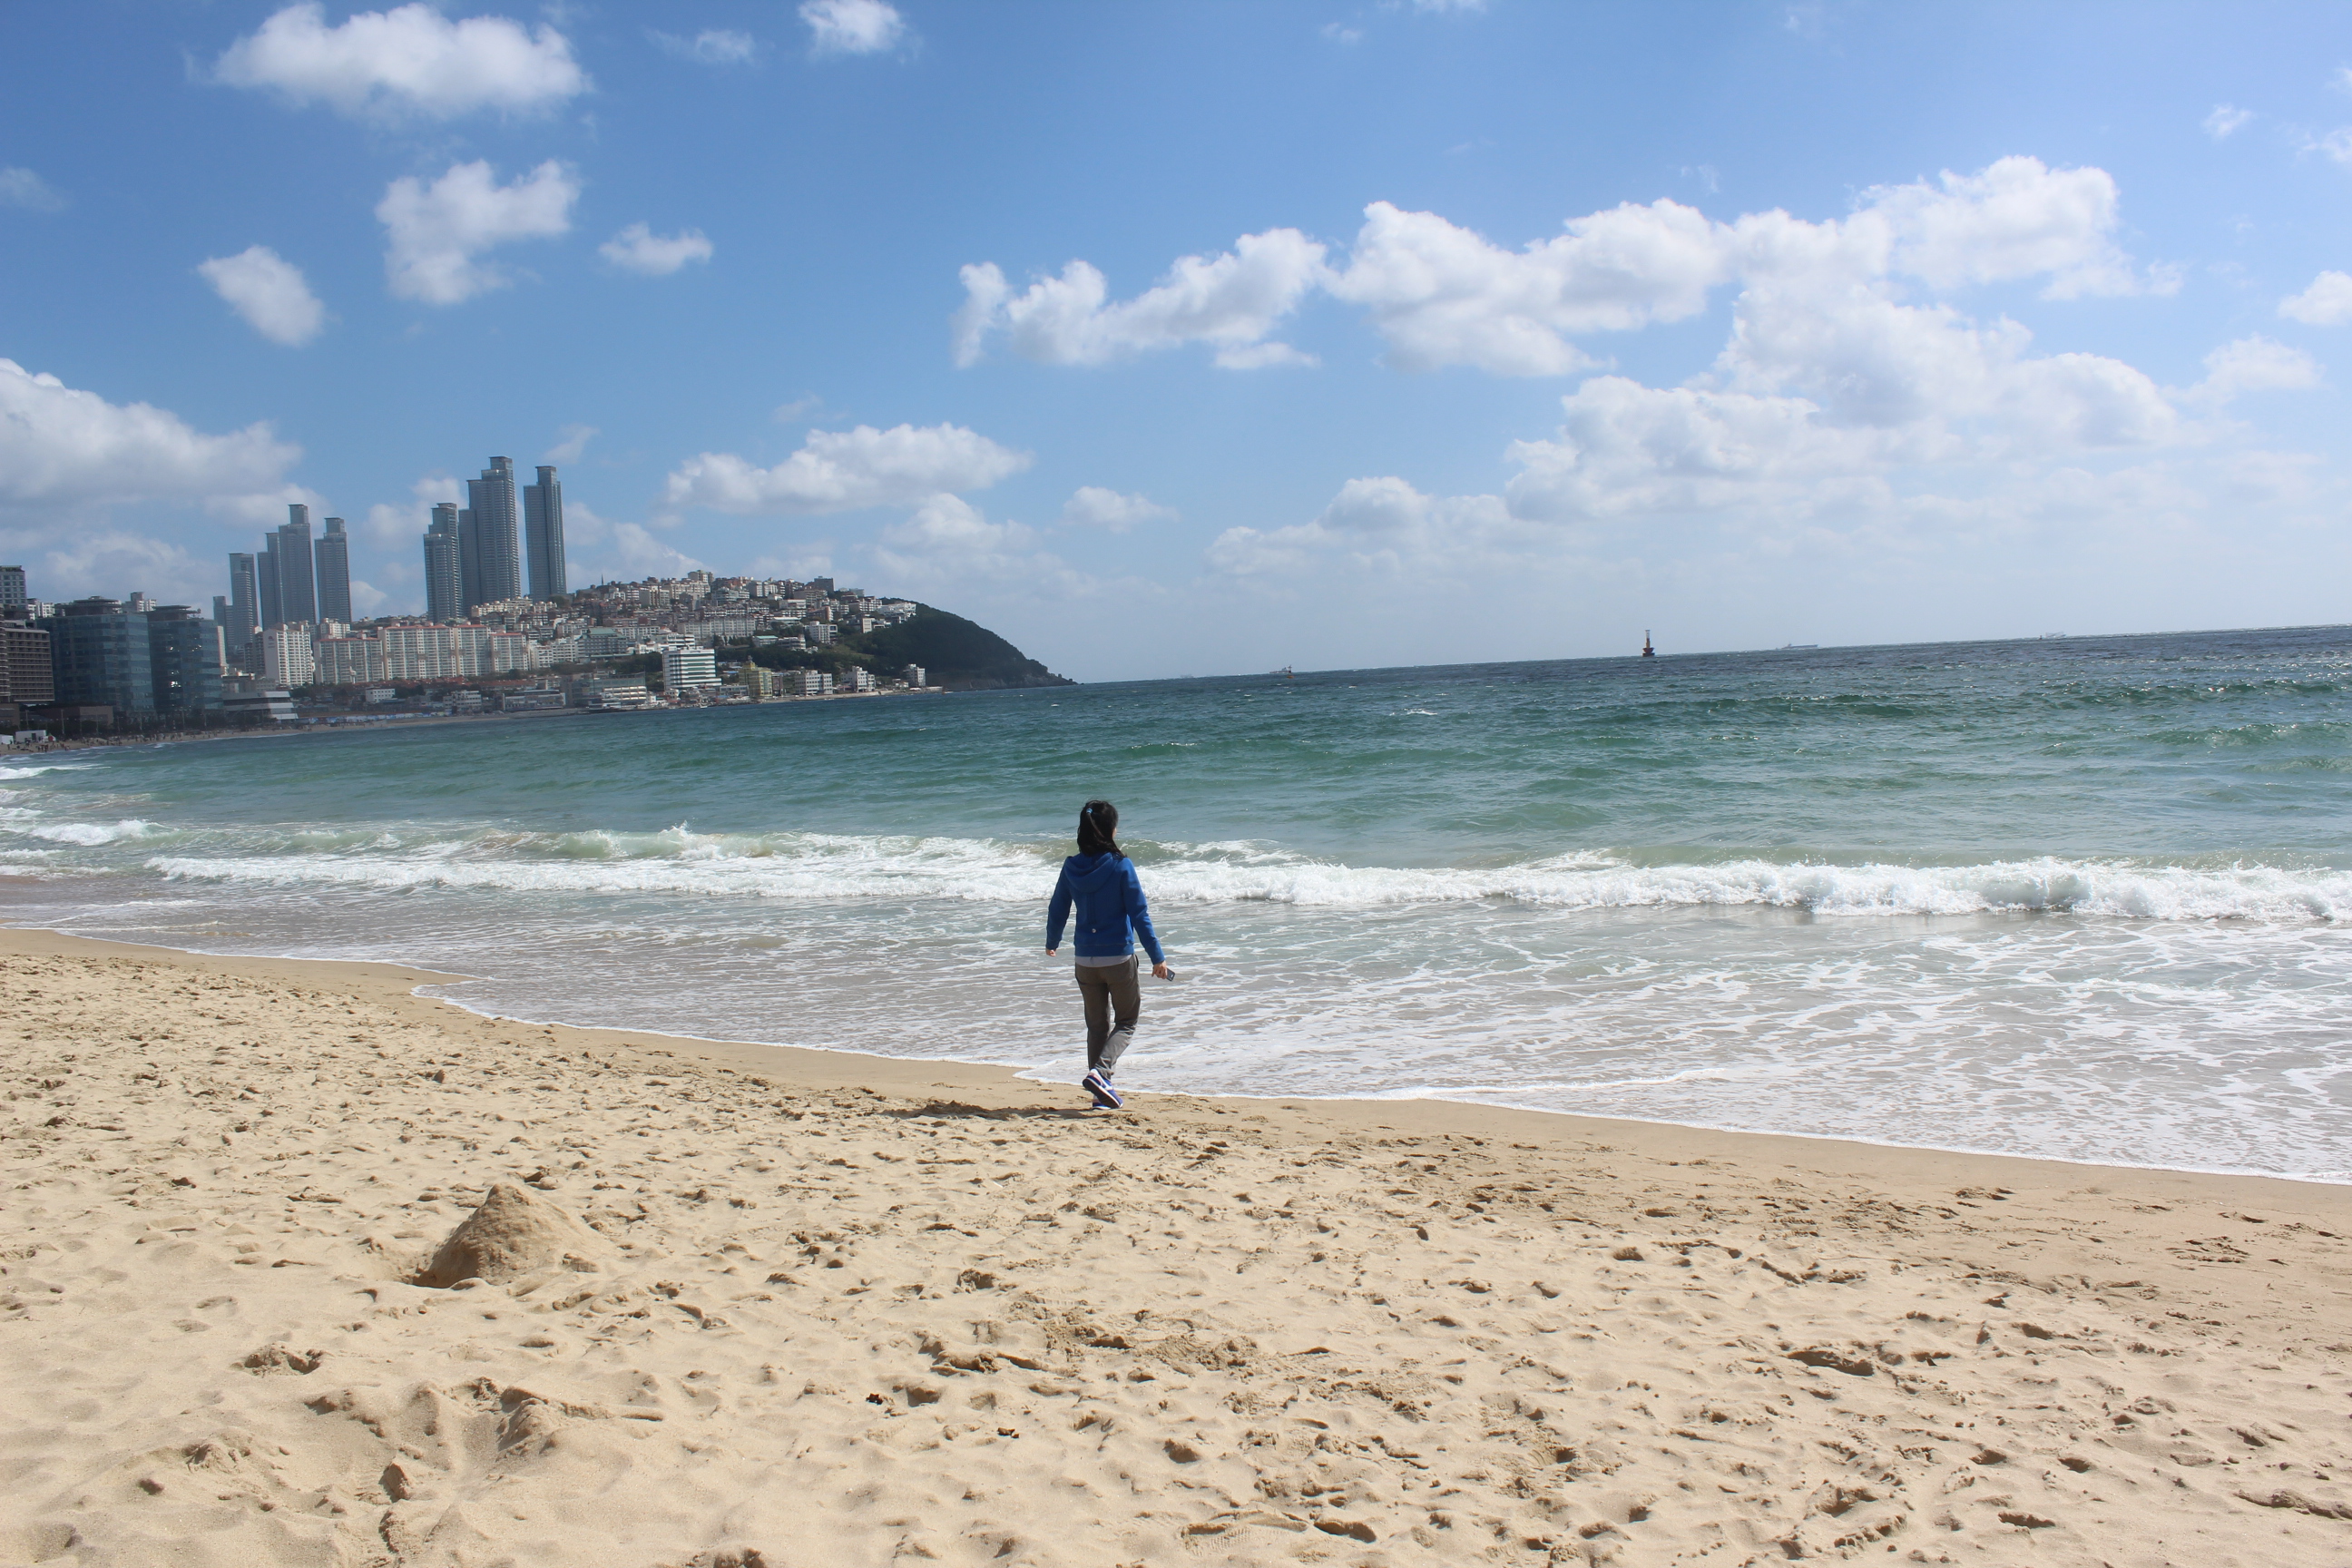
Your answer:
[4,626,2349,1180]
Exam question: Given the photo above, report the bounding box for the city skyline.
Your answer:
[4,5,2351,681]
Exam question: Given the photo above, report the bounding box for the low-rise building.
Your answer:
[790,669,834,696]
[662,645,719,693]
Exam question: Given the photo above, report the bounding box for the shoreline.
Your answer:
[5,924,2347,1563]
[7,920,2338,1197]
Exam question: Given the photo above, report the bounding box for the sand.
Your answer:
[0,928,2347,1567]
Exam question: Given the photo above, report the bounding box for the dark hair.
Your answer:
[1076,799,1121,858]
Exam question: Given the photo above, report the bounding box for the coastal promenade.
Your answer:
[1,928,2343,1566]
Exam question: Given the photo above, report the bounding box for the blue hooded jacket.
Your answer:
[1046,852,1165,963]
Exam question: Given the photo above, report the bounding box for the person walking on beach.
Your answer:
[1044,799,1169,1110]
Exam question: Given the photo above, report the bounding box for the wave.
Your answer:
[27,819,169,847]
[142,828,2352,923]
[0,762,95,779]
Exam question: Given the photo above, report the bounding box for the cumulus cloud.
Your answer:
[599,222,714,276]
[651,29,757,64]
[377,160,577,305]
[953,230,1328,368]
[0,359,302,522]
[213,3,587,121]
[2188,336,2323,403]
[360,474,463,547]
[2278,270,2352,326]
[1059,486,1175,531]
[1208,477,1515,577]
[959,157,2166,377]
[36,531,211,606]
[0,167,64,211]
[1327,198,1730,374]
[197,246,326,346]
[801,0,906,55]
[662,424,1031,516]
[870,495,1093,594]
[2204,104,2254,139]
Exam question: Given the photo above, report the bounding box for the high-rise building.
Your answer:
[425,505,463,624]
[256,545,282,631]
[42,599,156,715]
[146,606,223,714]
[226,553,260,659]
[274,505,318,625]
[0,566,25,616]
[461,457,522,612]
[260,623,315,689]
[524,465,568,602]
[0,624,53,707]
[314,517,352,624]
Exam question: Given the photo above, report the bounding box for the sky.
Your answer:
[4,1,2351,681]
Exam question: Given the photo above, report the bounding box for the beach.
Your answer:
[3,927,2346,1568]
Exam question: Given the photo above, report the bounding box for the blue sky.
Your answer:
[4,1,2351,679]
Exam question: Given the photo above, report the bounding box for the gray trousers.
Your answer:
[1074,955,1142,1076]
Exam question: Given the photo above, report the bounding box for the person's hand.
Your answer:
[1152,961,1171,980]
[1045,948,1057,957]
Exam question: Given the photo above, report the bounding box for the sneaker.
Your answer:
[1083,1069,1122,1110]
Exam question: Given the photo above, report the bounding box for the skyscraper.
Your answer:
[274,505,318,625]
[0,566,24,616]
[425,504,463,624]
[460,457,522,612]
[315,516,352,624]
[257,543,282,630]
[227,553,260,651]
[524,466,568,602]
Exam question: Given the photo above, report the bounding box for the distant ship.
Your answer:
[1641,632,1655,658]
[1273,665,1294,678]
[1783,642,1818,650]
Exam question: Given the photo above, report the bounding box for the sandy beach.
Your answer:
[1,926,2346,1568]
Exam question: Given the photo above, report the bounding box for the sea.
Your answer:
[4,625,2348,1181]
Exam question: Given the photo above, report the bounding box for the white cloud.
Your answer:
[961,157,2164,377]
[1321,23,1364,44]
[871,495,1091,593]
[377,160,578,305]
[2204,104,2254,139]
[348,578,388,615]
[1059,486,1175,531]
[213,3,587,121]
[652,29,757,65]
[800,0,906,55]
[1410,0,1487,11]
[2188,335,2322,403]
[2278,270,2352,326]
[544,425,597,465]
[662,424,1032,516]
[36,532,210,606]
[0,359,302,521]
[360,474,463,547]
[197,245,326,347]
[0,167,64,211]
[773,395,824,423]
[551,502,706,583]
[1208,477,1515,577]
[2309,127,2352,166]
[599,222,714,276]
[1327,198,1730,374]
[953,229,1329,368]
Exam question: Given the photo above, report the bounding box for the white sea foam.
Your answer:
[0,763,94,779]
[30,819,167,847]
[142,829,2352,924]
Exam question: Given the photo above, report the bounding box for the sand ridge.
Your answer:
[1,934,2348,1566]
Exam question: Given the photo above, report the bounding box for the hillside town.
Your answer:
[0,456,954,736]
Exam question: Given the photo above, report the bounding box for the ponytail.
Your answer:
[1076,799,1122,858]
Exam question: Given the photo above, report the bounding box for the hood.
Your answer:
[1062,851,1124,892]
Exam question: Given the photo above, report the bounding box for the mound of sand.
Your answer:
[414,1181,611,1288]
